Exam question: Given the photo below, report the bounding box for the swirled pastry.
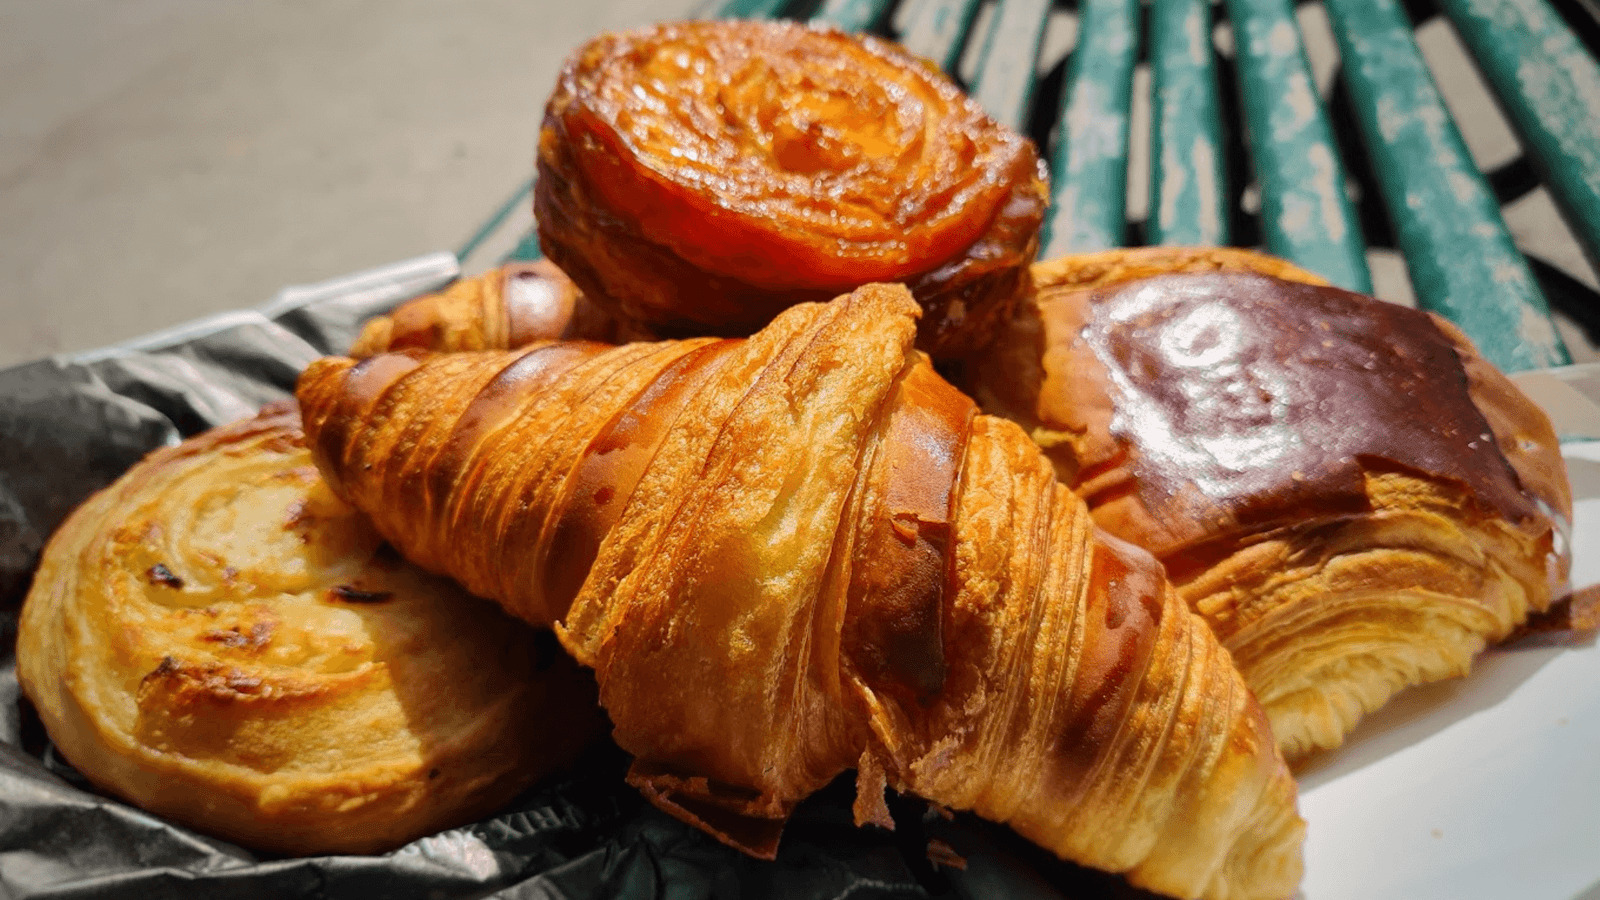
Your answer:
[16,404,605,855]
[296,285,1304,900]
[966,247,1573,759]
[535,20,1049,360]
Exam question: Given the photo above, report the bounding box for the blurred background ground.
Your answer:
[0,0,695,370]
[2,0,1595,370]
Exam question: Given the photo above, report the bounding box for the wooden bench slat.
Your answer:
[812,0,894,32]
[1041,0,1141,256]
[1149,0,1230,245]
[713,0,793,18]
[968,0,1054,129]
[490,0,1579,373]
[1437,0,1600,269]
[1225,0,1374,292]
[898,0,984,71]
[1325,0,1571,370]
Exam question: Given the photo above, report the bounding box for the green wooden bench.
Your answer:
[467,0,1600,374]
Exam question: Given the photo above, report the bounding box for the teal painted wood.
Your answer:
[1041,0,1140,257]
[458,179,533,263]
[811,0,892,31]
[968,0,1053,128]
[1437,0,1600,268]
[1324,0,1570,370]
[892,0,928,33]
[715,0,792,17]
[898,0,983,72]
[1225,0,1372,291]
[1149,0,1229,245]
[504,229,544,263]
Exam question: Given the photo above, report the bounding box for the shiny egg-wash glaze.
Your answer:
[971,249,1571,759]
[297,285,1305,900]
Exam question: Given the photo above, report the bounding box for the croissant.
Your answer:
[16,403,605,855]
[349,260,628,357]
[296,284,1304,900]
[535,19,1049,361]
[966,247,1574,759]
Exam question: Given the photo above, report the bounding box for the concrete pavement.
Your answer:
[0,0,696,369]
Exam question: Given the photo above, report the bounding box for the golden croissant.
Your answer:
[349,259,626,357]
[296,284,1304,900]
[16,403,605,855]
[967,246,1574,759]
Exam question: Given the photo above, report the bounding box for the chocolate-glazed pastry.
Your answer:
[967,247,1572,759]
[534,19,1049,361]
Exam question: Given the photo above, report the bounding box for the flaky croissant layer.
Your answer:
[296,284,1304,900]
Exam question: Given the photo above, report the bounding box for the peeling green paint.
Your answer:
[1326,0,1570,370]
[1226,0,1372,291]
[1150,0,1229,245]
[1438,0,1600,268]
[899,0,984,72]
[970,0,1054,129]
[1043,0,1139,256]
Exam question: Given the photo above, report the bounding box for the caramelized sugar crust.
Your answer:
[535,20,1048,360]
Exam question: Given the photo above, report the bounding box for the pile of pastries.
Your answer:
[17,18,1577,900]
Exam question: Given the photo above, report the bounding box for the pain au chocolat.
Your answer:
[967,247,1573,759]
[16,403,605,855]
[534,19,1049,361]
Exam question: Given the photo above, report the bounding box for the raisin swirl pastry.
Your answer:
[296,285,1305,900]
[966,247,1574,759]
[535,20,1049,361]
[17,404,605,855]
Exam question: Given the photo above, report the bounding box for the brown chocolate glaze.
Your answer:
[1082,273,1546,546]
[842,359,975,709]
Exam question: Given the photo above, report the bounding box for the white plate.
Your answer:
[1297,439,1600,900]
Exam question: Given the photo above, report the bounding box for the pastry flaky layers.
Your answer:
[350,259,626,356]
[16,404,605,856]
[967,247,1574,760]
[296,284,1305,900]
[536,19,1049,361]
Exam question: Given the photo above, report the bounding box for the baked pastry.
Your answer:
[16,403,605,856]
[966,247,1574,759]
[535,19,1049,361]
[349,259,625,357]
[296,284,1305,900]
